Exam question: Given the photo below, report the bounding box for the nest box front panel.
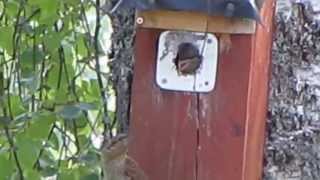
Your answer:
[129,28,254,180]
[128,0,275,180]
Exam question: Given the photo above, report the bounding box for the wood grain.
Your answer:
[242,0,276,179]
[129,0,275,179]
[197,1,275,179]
[136,10,256,34]
[197,35,253,180]
[128,29,198,180]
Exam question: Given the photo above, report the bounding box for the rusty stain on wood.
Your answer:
[136,10,256,34]
[128,0,275,179]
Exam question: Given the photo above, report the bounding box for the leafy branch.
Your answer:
[0,0,120,179]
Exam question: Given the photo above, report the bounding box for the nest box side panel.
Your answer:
[197,35,253,180]
[243,0,276,179]
[128,29,198,180]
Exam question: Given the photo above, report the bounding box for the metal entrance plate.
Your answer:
[156,31,218,92]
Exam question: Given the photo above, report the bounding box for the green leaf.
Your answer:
[52,89,69,104]
[79,151,100,166]
[77,134,89,147]
[65,0,80,6]
[47,131,60,150]
[0,153,14,179]
[47,61,60,88]
[16,136,41,168]
[0,2,4,20]
[80,173,99,180]
[25,169,41,180]
[5,1,19,18]
[20,48,45,68]
[0,27,13,54]
[29,0,60,25]
[41,167,58,178]
[0,136,8,147]
[63,44,76,77]
[44,33,62,54]
[85,80,101,102]
[77,103,96,111]
[77,164,100,180]
[58,169,78,180]
[57,105,81,120]
[9,96,26,117]
[28,113,56,140]
[75,35,88,57]
[0,116,11,127]
[14,113,31,126]
[76,115,88,129]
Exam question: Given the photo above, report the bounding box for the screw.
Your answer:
[205,81,209,86]
[136,17,144,25]
[207,39,212,44]
[161,78,167,84]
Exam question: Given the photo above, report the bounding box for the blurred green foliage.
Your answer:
[0,0,115,179]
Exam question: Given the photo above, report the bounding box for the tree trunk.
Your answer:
[265,1,320,180]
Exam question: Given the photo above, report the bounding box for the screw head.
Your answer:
[136,17,144,25]
[161,78,167,84]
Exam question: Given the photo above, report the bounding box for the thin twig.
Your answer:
[4,126,24,180]
[72,119,80,154]
[12,0,24,100]
[33,124,56,169]
[94,0,112,136]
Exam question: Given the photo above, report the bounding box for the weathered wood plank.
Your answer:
[197,0,275,179]
[197,35,253,180]
[243,0,276,179]
[136,10,256,34]
[128,29,198,180]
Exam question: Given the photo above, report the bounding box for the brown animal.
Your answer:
[218,0,265,54]
[102,134,147,180]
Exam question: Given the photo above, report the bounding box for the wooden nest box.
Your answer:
[127,0,276,180]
